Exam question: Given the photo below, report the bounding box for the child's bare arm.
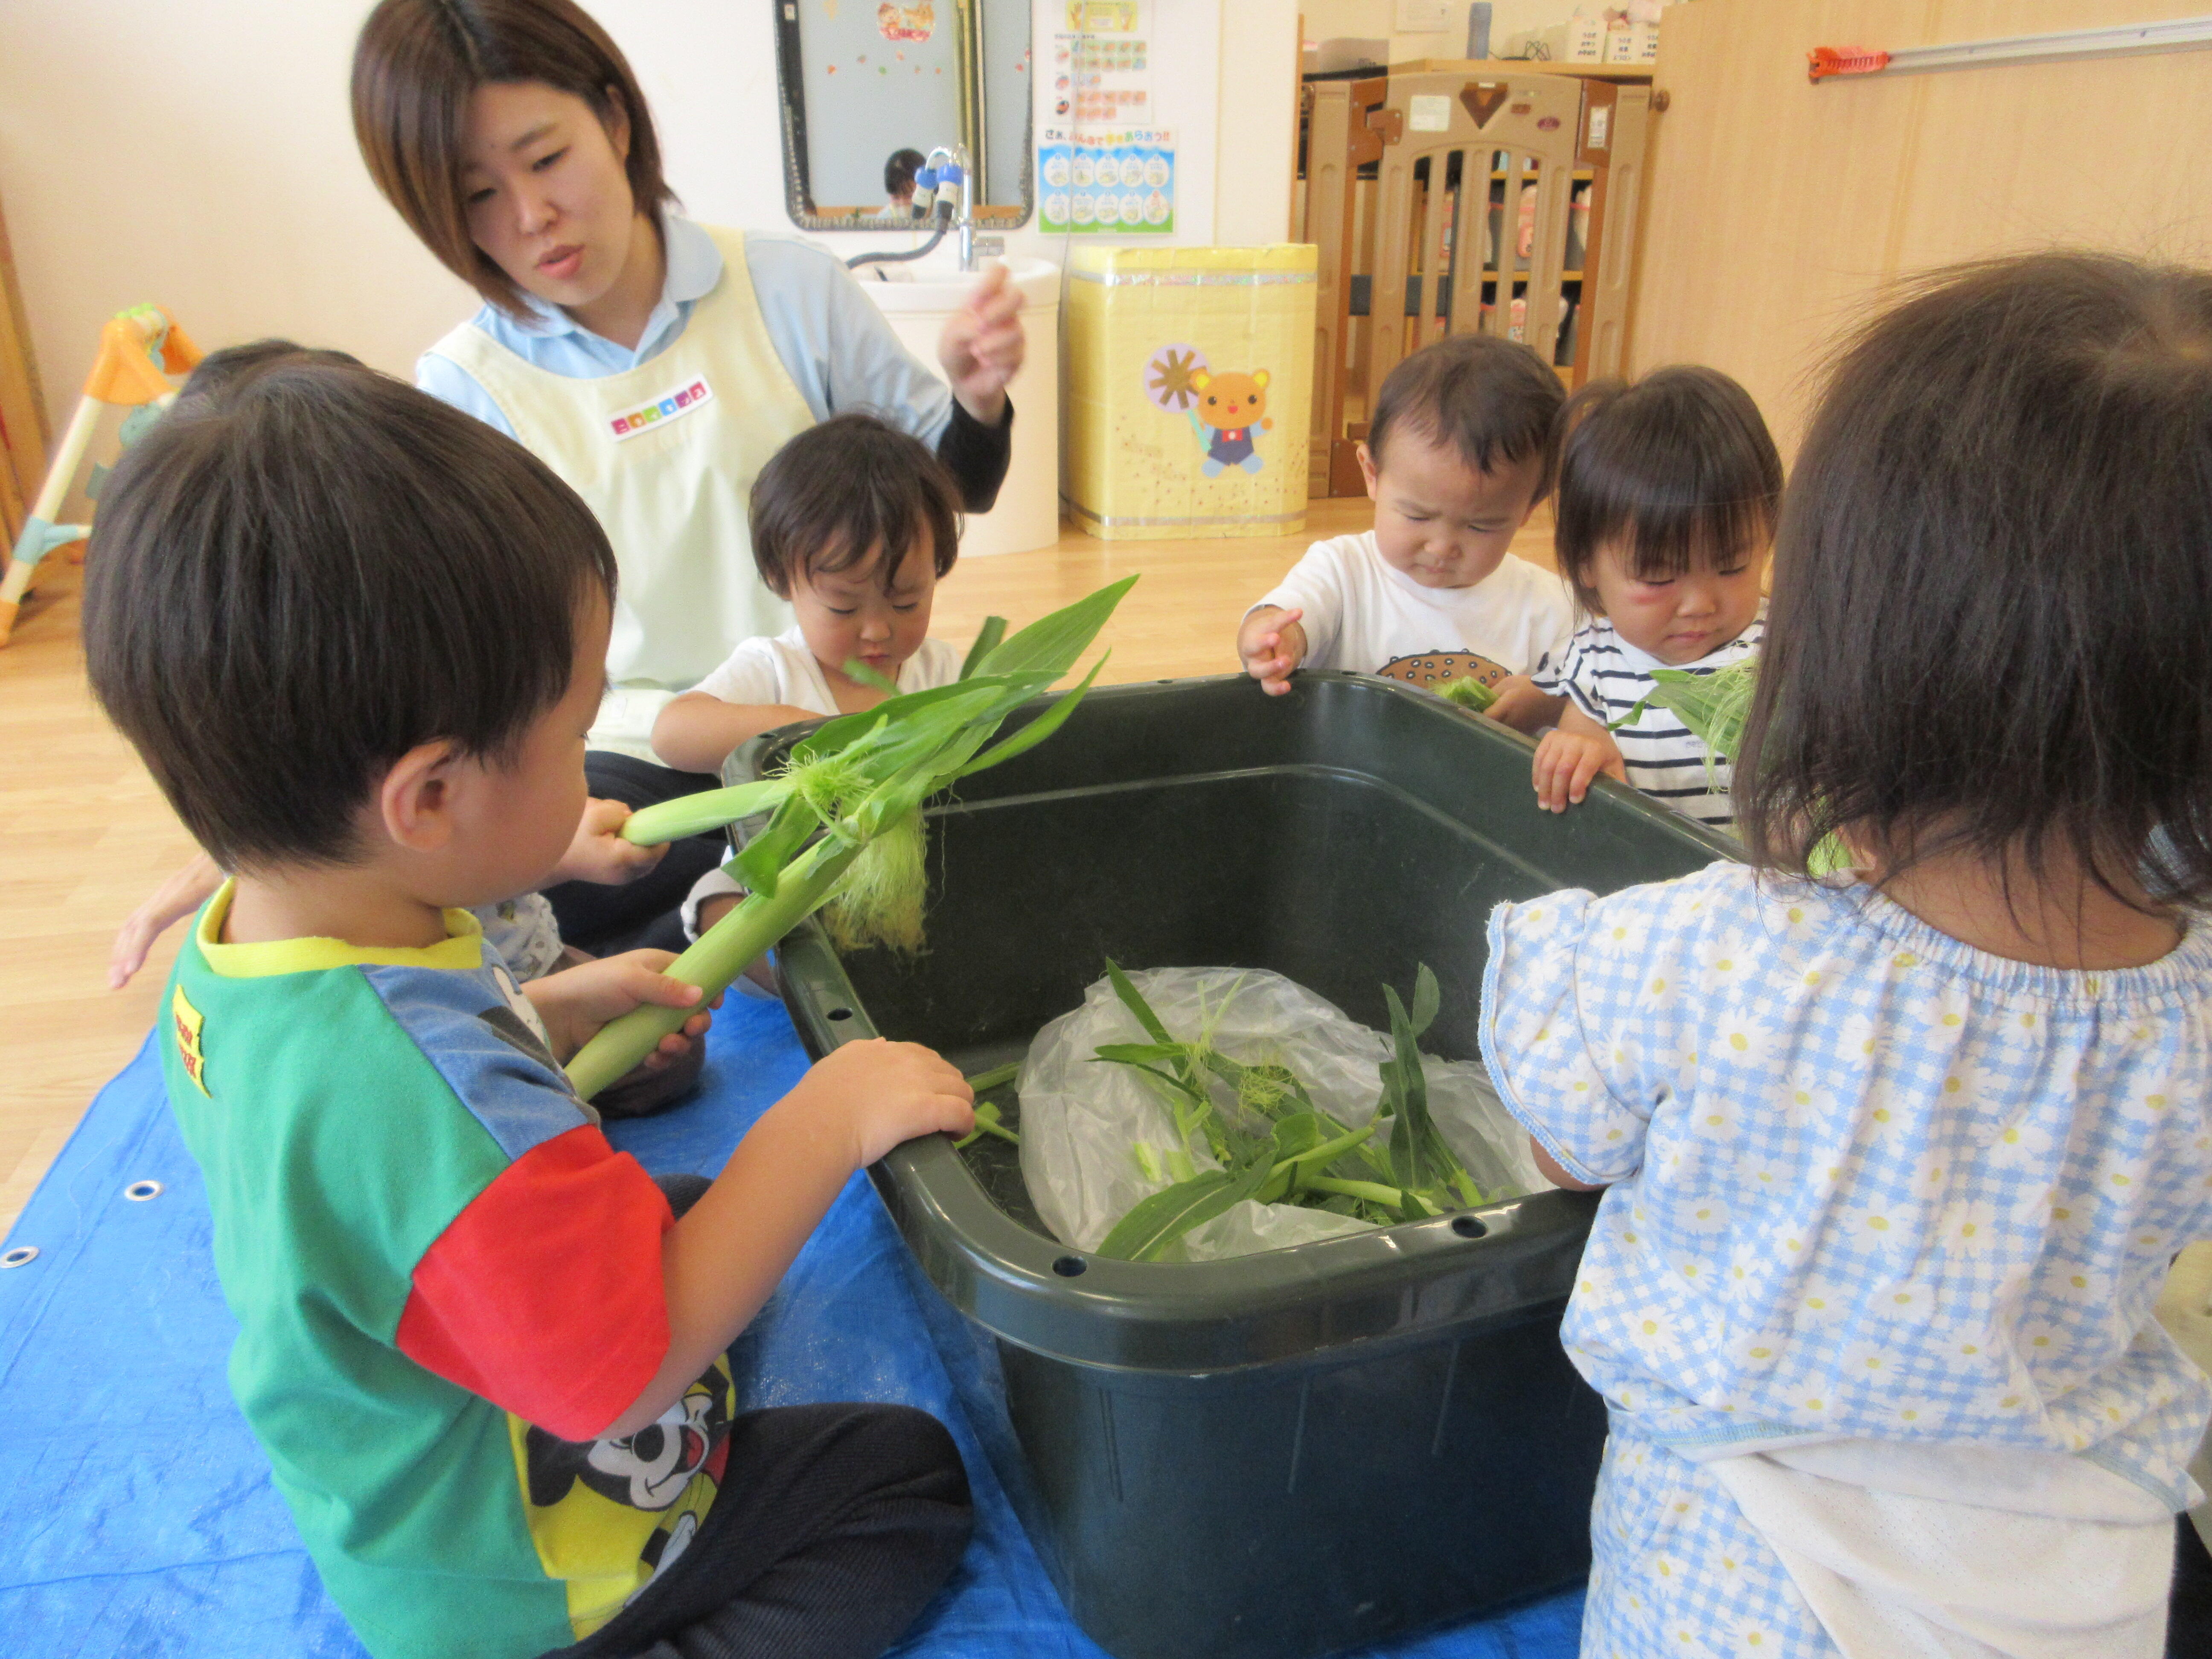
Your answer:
[1237,605,1307,696]
[1484,675,1566,733]
[1529,1137,1606,1191]
[1531,703,1626,812]
[605,1040,973,1436]
[110,851,226,989]
[652,692,826,776]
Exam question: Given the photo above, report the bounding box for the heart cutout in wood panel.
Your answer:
[1459,81,1510,128]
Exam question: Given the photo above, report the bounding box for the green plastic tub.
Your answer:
[738,672,1736,1659]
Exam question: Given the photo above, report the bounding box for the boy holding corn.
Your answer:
[81,361,976,1659]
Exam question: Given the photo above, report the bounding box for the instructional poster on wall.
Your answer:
[1040,0,1173,235]
[1039,126,1175,233]
[1059,27,1150,125]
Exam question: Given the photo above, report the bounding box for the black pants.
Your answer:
[549,753,729,956]
[544,1177,975,1659]
[2173,1513,2212,1659]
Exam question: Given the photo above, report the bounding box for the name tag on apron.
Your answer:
[609,375,715,442]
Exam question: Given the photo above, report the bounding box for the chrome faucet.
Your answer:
[917,143,976,271]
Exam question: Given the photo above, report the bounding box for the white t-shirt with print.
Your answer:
[1252,530,1575,684]
[681,626,964,934]
[691,626,964,713]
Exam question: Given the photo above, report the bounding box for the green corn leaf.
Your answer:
[976,574,1138,678]
[843,658,900,693]
[1268,1112,1327,1161]
[841,682,1021,771]
[1089,1054,1209,1108]
[732,789,826,898]
[621,780,792,846]
[952,654,1110,781]
[1409,962,1441,1039]
[802,679,1002,755]
[1096,1130,1278,1262]
[958,616,1008,680]
[953,1098,1020,1149]
[1096,1171,1235,1260]
[1104,959,1174,1043]
[966,1062,1021,1091]
[1380,981,1438,1192]
[1094,1041,1189,1066]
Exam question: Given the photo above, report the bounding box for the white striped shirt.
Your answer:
[1530,605,1765,832]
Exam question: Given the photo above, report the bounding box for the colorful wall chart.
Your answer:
[1039,127,1175,234]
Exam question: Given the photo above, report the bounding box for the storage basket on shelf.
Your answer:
[1062,244,1317,541]
[735,674,1736,1659]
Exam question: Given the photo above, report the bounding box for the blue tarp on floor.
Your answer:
[0,998,1581,1659]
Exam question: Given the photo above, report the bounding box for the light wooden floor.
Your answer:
[0,495,1557,1234]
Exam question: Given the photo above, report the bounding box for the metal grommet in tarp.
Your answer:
[125,1179,164,1202]
[1,1245,37,1269]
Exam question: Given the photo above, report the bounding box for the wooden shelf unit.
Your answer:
[1296,63,1650,497]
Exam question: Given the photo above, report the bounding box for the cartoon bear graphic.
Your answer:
[1190,369,1272,476]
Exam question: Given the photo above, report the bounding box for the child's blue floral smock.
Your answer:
[1480,861,2212,1653]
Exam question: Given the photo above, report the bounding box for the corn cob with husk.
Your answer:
[1435,675,1498,713]
[1615,659,1847,872]
[565,578,1135,1100]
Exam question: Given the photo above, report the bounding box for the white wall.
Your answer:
[0,0,1302,432]
[1215,2,1301,245]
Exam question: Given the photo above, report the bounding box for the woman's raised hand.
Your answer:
[937,263,1025,426]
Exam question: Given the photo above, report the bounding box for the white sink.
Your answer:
[851,255,1060,314]
[853,256,1061,557]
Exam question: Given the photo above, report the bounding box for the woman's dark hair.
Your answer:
[1735,251,2212,907]
[1551,366,1781,611]
[885,148,926,198]
[84,363,618,873]
[1366,333,1564,495]
[749,413,963,597]
[352,0,674,319]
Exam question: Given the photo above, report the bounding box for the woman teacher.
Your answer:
[352,0,1023,949]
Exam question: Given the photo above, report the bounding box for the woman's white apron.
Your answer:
[426,227,818,761]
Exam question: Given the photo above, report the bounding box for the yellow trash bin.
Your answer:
[1062,244,1317,541]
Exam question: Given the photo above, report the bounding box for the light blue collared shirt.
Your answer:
[416,215,955,445]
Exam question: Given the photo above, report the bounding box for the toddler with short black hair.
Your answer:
[1526,364,1781,827]
[654,411,971,938]
[1236,333,1574,730]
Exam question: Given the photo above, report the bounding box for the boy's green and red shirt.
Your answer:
[160,884,732,1659]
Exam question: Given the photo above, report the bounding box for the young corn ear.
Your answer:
[564,577,1136,1100]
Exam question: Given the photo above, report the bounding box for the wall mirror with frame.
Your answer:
[774,0,1034,231]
